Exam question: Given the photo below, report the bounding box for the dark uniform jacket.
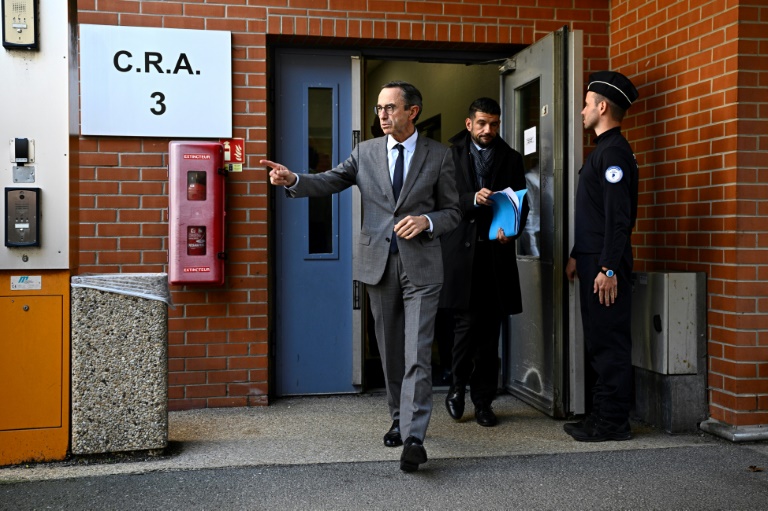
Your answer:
[570,126,639,271]
[438,129,529,314]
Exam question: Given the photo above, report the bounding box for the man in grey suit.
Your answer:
[263,81,460,472]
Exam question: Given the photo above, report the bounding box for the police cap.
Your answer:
[587,71,639,110]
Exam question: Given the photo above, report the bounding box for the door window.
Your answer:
[304,85,339,259]
[307,87,336,255]
[516,78,541,257]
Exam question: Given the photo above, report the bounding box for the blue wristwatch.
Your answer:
[601,268,615,278]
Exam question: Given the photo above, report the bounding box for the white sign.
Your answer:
[524,126,537,156]
[80,25,232,138]
[11,275,42,290]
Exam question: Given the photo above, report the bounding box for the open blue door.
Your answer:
[274,50,360,395]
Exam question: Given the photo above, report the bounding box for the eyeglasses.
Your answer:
[373,103,411,115]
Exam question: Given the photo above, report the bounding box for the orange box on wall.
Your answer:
[0,270,70,466]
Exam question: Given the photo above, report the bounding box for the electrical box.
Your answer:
[631,272,705,375]
[0,271,70,466]
[168,141,226,286]
[0,0,72,467]
[631,271,707,433]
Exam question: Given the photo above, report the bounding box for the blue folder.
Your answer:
[488,187,527,240]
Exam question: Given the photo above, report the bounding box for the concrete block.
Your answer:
[70,276,168,455]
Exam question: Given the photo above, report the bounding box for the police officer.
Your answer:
[564,71,639,442]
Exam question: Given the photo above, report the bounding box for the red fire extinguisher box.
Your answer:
[168,141,226,286]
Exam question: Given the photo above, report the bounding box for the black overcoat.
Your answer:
[438,129,529,314]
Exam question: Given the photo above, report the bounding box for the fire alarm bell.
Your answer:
[168,141,226,286]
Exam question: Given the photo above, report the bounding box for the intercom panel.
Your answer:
[2,0,38,49]
[5,187,40,247]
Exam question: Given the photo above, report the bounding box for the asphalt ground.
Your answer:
[2,393,767,510]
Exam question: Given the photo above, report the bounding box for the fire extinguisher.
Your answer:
[187,226,206,256]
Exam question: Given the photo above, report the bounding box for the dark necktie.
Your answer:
[392,144,404,201]
[390,144,404,253]
[470,144,493,189]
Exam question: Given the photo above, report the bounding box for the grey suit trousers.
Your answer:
[367,251,441,442]
[287,134,459,443]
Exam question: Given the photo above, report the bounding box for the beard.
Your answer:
[471,132,496,148]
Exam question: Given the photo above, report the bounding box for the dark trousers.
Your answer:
[451,308,503,406]
[575,254,633,423]
[450,241,503,406]
[434,308,455,379]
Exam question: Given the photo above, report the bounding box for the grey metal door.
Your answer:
[500,28,584,417]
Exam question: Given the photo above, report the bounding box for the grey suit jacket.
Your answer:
[288,135,461,287]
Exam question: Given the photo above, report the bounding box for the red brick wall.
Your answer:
[619,0,768,427]
[75,0,607,410]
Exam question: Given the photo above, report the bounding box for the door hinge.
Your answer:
[353,280,361,310]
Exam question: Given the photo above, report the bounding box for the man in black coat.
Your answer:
[439,97,528,427]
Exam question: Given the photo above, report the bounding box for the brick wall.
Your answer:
[618,0,768,427]
[75,0,607,410]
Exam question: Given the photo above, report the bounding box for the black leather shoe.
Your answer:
[474,404,498,427]
[567,415,631,442]
[445,385,466,420]
[563,414,591,435]
[400,436,428,472]
[383,420,403,447]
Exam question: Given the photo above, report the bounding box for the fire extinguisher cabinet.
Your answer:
[168,141,226,286]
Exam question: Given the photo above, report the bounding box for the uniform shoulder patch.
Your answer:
[605,166,623,184]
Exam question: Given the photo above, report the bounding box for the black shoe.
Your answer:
[474,404,498,427]
[567,415,631,442]
[563,414,591,435]
[383,420,403,447]
[445,385,466,420]
[400,436,428,472]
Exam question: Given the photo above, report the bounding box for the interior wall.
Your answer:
[365,61,500,144]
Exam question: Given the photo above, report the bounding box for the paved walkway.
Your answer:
[0,393,749,482]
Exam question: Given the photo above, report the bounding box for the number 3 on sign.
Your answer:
[150,92,166,115]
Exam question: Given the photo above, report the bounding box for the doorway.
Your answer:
[272,48,509,396]
[361,58,505,390]
[271,35,583,411]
